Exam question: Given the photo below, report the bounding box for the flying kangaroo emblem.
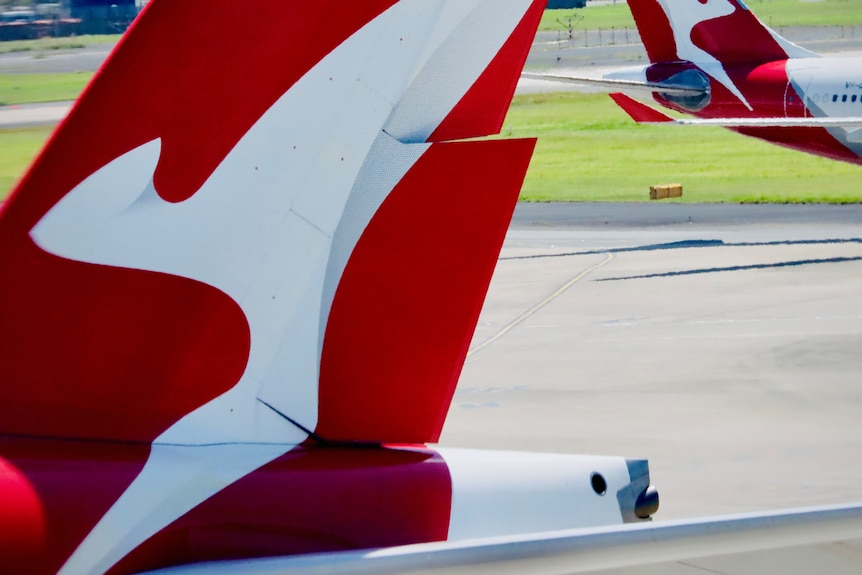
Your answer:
[657,0,752,109]
[31,8,428,572]
[26,0,541,571]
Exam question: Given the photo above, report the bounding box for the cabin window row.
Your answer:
[809,93,862,104]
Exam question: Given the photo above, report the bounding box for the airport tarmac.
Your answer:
[438,203,862,522]
[0,100,72,128]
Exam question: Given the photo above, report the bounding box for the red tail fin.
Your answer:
[627,0,678,63]
[0,3,546,574]
[628,0,816,66]
[0,0,544,447]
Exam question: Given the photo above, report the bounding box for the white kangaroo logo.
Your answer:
[657,0,752,109]
[33,1,537,573]
[36,6,428,574]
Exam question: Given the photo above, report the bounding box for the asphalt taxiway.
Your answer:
[0,100,72,128]
[436,202,862,572]
[438,202,862,521]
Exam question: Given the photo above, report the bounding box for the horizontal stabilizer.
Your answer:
[522,73,705,97]
[609,92,674,123]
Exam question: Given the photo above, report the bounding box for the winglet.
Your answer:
[610,92,674,124]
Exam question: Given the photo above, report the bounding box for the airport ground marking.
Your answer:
[468,252,614,358]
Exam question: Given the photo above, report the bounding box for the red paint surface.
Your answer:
[0,0,395,442]
[676,62,791,119]
[108,446,452,574]
[610,92,672,123]
[318,138,535,444]
[429,0,545,142]
[690,2,789,67]
[626,0,677,63]
[0,440,452,575]
[739,61,797,116]
[0,243,250,442]
[0,457,46,567]
[0,438,151,575]
[734,125,862,165]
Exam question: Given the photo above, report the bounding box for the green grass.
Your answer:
[0,72,93,105]
[502,92,862,203]
[0,126,52,198]
[0,34,122,55]
[540,4,634,31]
[539,0,862,32]
[749,0,862,27]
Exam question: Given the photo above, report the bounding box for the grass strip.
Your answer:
[503,92,862,203]
[539,0,862,32]
[0,126,53,199]
[0,72,93,105]
[3,93,862,204]
[0,34,121,55]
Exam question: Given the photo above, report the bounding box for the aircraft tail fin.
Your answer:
[628,0,817,67]
[0,0,544,447]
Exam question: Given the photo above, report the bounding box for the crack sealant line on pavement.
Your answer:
[467,252,614,359]
[500,238,862,262]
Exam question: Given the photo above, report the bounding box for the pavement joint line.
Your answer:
[676,560,733,575]
[500,238,862,262]
[467,252,614,359]
[581,330,862,344]
[597,256,862,282]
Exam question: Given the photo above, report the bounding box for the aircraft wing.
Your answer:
[609,92,862,128]
[521,72,704,97]
[142,503,862,575]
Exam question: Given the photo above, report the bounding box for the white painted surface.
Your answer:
[789,56,862,118]
[385,0,534,142]
[137,504,862,575]
[437,448,632,540]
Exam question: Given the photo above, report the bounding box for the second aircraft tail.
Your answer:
[628,0,816,68]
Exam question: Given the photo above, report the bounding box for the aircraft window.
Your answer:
[591,472,607,496]
[853,95,859,103]
[842,94,848,103]
[833,94,839,102]
[812,94,820,103]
